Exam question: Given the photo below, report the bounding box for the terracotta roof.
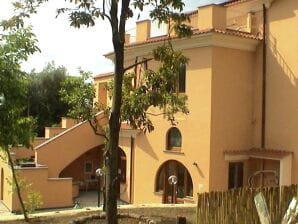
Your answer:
[221,0,254,6]
[94,72,113,79]
[125,28,261,48]
[224,148,293,159]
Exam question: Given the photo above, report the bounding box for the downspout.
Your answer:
[261,4,267,149]
[129,136,134,204]
[261,4,268,186]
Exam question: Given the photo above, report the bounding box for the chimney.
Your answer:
[198,4,226,30]
[136,19,151,42]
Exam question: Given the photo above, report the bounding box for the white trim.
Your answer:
[225,154,288,161]
[280,154,292,186]
[15,165,48,170]
[249,155,282,161]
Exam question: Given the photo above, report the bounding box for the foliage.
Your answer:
[6,173,43,213]
[121,44,189,132]
[61,44,189,134]
[57,0,192,38]
[0,26,38,149]
[60,70,97,121]
[28,62,69,136]
[24,191,43,213]
[1,1,42,220]
[58,1,192,223]
[1,0,46,29]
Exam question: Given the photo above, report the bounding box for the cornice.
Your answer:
[105,32,260,62]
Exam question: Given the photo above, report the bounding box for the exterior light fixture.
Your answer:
[95,168,105,208]
[168,175,178,204]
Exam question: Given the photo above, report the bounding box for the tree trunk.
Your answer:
[106,1,129,223]
[4,147,29,222]
[105,40,125,224]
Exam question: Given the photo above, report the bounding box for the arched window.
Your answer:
[155,160,193,203]
[167,127,182,150]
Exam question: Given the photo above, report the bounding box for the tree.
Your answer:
[59,1,192,223]
[0,1,43,221]
[0,26,39,222]
[28,62,69,136]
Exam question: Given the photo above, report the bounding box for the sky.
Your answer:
[0,0,227,76]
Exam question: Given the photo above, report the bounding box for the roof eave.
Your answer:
[105,31,261,62]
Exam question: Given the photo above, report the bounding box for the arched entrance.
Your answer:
[155,160,193,204]
[1,168,4,200]
[59,145,104,191]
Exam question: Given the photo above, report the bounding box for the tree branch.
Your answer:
[4,146,29,222]
[146,112,166,116]
[124,58,153,72]
[88,119,109,141]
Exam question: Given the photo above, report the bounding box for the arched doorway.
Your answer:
[59,145,104,191]
[155,160,193,204]
[1,168,4,200]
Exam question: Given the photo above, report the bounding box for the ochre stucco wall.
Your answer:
[0,159,13,210]
[265,0,298,183]
[7,0,298,210]
[209,47,255,191]
[132,47,213,204]
[11,167,73,211]
[36,116,106,178]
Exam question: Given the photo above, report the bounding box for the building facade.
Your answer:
[1,0,298,211]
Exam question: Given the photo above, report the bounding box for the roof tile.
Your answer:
[125,28,261,48]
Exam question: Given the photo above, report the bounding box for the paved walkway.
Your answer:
[0,203,196,223]
[0,200,10,215]
[0,190,128,222]
[76,190,127,208]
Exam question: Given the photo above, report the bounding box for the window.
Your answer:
[228,162,243,189]
[84,161,92,173]
[167,127,182,150]
[178,63,186,93]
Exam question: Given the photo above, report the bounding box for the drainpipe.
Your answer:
[261,4,267,149]
[261,4,267,186]
[129,136,134,204]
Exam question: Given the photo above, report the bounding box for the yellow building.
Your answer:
[1,0,298,211]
